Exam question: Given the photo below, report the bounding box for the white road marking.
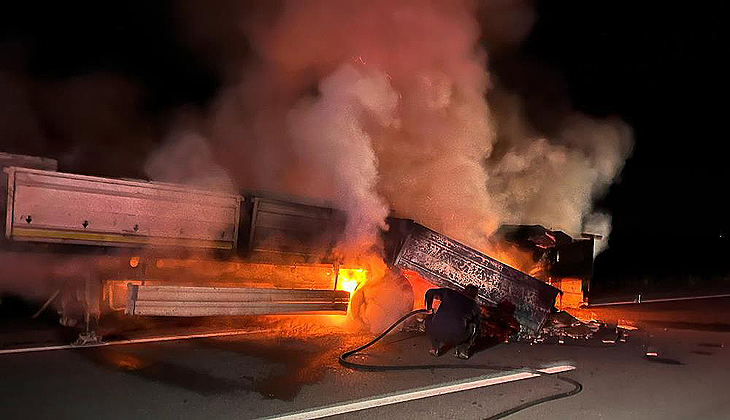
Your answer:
[0,329,273,355]
[589,293,730,306]
[259,365,576,420]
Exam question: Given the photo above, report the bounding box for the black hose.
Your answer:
[483,376,582,420]
[339,308,582,420]
[339,309,431,369]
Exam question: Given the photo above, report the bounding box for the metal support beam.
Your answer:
[125,285,349,316]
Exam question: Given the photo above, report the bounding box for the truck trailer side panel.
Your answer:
[246,197,345,262]
[4,167,241,251]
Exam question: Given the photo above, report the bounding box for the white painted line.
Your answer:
[0,329,273,355]
[589,293,730,307]
[259,365,576,420]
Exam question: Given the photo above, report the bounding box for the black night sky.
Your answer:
[517,2,728,291]
[1,1,728,294]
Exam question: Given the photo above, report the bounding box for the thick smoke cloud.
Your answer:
[1,0,633,254]
[186,0,631,253]
[487,83,632,246]
[144,111,237,193]
[1,1,633,331]
[176,0,629,334]
[287,65,393,251]
[165,0,632,332]
[203,0,499,250]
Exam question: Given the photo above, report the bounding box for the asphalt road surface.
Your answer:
[1,298,729,420]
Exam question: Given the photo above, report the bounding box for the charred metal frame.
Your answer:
[393,222,560,335]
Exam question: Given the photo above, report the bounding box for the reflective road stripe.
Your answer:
[260,365,576,420]
[0,329,273,355]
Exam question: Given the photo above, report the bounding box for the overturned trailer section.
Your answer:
[495,224,597,308]
[391,221,560,336]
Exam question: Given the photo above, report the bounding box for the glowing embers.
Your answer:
[102,350,148,371]
[336,268,368,295]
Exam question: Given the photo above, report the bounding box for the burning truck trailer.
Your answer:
[1,152,353,342]
[2,151,597,342]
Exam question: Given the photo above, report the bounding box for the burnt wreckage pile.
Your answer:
[385,220,610,341]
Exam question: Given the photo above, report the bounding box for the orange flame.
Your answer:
[336,268,367,295]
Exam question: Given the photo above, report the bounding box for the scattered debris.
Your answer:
[73,331,102,346]
[407,306,629,348]
[528,310,624,345]
[617,320,639,331]
[535,311,598,340]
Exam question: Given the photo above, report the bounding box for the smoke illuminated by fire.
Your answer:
[169,0,631,258]
[0,1,636,337]
[150,0,632,331]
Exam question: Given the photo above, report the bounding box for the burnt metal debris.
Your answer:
[393,222,560,336]
[495,224,597,306]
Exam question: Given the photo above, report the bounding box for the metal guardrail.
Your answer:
[125,285,349,316]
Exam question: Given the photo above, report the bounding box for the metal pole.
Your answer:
[332,261,340,291]
[30,289,60,319]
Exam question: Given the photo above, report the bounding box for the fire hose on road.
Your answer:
[339,308,583,420]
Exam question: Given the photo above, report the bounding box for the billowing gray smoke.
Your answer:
[287,65,394,252]
[486,88,632,253]
[144,112,237,194]
[190,0,499,251]
[0,0,634,333]
[166,0,631,254]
